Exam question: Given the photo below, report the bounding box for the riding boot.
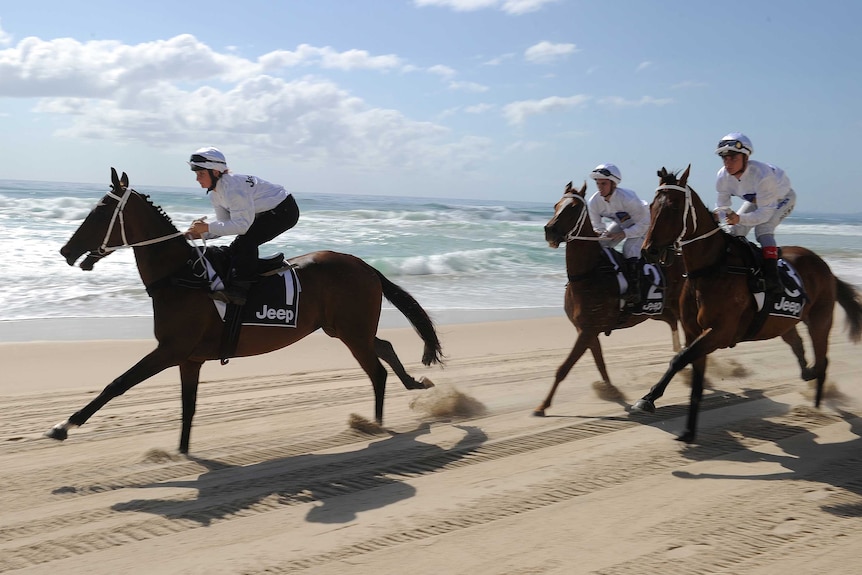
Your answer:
[761,257,784,297]
[760,246,784,297]
[624,257,642,305]
[212,270,256,306]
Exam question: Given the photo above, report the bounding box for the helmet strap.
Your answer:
[206,169,222,192]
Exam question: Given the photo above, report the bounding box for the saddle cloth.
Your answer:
[205,259,301,328]
[753,258,806,320]
[604,248,666,316]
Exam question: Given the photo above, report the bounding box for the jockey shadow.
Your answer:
[111,423,487,525]
[669,391,862,518]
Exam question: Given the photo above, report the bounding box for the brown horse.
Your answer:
[47,168,442,453]
[534,181,684,416]
[634,166,862,442]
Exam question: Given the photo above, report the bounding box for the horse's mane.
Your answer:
[133,189,177,228]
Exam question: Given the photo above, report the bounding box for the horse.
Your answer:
[633,166,862,442]
[46,168,443,453]
[533,181,684,416]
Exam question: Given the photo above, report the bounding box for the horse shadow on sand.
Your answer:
[111,423,486,526]
[668,388,862,518]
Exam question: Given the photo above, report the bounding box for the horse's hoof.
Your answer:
[533,409,546,417]
[675,430,696,443]
[630,399,656,414]
[800,367,817,381]
[418,376,435,389]
[45,426,68,441]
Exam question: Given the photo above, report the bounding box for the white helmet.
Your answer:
[589,163,621,185]
[715,133,753,157]
[188,147,228,171]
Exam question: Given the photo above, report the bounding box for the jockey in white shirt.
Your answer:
[587,163,650,304]
[714,133,796,295]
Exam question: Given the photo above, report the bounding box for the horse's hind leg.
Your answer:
[344,337,389,424]
[374,337,431,390]
[781,326,815,381]
[806,301,835,408]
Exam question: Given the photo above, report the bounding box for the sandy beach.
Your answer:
[2,314,862,574]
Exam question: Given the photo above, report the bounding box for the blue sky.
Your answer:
[1,0,860,212]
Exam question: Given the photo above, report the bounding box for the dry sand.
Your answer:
[2,315,862,574]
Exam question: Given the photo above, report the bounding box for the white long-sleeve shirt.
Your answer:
[203,172,290,238]
[587,186,650,239]
[715,160,793,227]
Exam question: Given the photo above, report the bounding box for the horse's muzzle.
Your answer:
[544,226,563,249]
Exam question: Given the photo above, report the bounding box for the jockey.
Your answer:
[185,147,300,305]
[587,163,651,304]
[714,133,796,296]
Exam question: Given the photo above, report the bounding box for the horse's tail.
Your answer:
[835,277,862,343]
[373,268,444,366]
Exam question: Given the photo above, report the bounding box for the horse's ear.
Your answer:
[565,181,573,192]
[657,167,668,180]
[110,167,121,189]
[578,181,587,197]
[121,172,129,190]
[679,164,691,186]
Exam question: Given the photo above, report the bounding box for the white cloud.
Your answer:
[427,64,457,78]
[448,80,489,93]
[465,103,494,114]
[598,95,674,107]
[0,33,488,172]
[0,19,11,47]
[414,0,559,14]
[524,41,577,64]
[260,44,405,71]
[502,94,590,125]
[482,53,515,66]
[636,61,652,72]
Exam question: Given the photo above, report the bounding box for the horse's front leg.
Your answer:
[179,360,204,454]
[677,355,707,443]
[534,329,596,416]
[46,346,183,441]
[631,327,715,413]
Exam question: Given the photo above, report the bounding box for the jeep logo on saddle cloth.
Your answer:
[769,259,806,320]
[210,265,301,328]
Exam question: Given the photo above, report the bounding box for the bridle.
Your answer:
[655,184,722,251]
[86,184,186,262]
[556,193,603,243]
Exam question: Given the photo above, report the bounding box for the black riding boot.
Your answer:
[761,257,784,297]
[624,257,642,305]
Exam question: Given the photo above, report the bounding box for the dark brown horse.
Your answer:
[534,181,684,416]
[634,166,862,442]
[47,168,442,453]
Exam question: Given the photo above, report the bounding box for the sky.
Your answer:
[1,0,860,213]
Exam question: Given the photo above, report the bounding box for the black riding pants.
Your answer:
[229,195,299,280]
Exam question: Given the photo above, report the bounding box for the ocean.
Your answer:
[2,178,861,341]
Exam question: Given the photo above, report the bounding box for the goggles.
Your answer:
[716,139,751,155]
[189,154,226,165]
[591,168,617,179]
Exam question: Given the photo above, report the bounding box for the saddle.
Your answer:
[203,245,289,281]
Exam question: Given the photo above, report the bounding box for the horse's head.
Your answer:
[544,181,591,248]
[642,165,697,264]
[60,167,183,270]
